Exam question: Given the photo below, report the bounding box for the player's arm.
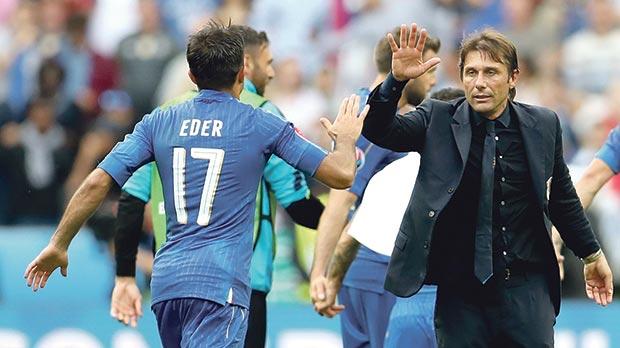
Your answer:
[114,163,153,277]
[111,191,145,327]
[25,113,156,291]
[315,225,360,318]
[110,163,153,327]
[270,96,368,190]
[309,189,357,301]
[285,195,324,228]
[576,160,615,210]
[25,168,114,290]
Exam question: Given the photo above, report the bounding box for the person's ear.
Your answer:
[236,65,245,84]
[509,68,520,89]
[188,70,198,86]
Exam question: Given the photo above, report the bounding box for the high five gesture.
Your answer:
[388,23,441,82]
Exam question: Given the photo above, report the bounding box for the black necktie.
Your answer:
[475,120,495,284]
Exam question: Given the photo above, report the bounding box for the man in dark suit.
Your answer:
[362,24,614,347]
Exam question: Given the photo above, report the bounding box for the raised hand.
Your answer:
[110,276,143,327]
[24,243,68,291]
[388,23,441,82]
[584,252,613,306]
[320,94,370,143]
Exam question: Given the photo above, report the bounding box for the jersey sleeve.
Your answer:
[98,112,155,187]
[348,136,406,198]
[263,155,310,209]
[121,162,154,203]
[258,109,327,176]
[596,125,620,174]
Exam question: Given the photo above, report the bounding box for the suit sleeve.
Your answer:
[548,114,600,258]
[362,73,431,152]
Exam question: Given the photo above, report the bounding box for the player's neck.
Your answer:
[200,87,238,98]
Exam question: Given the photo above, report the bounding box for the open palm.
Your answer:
[388,24,441,82]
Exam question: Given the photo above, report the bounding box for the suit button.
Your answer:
[447,187,454,193]
[428,210,435,218]
[423,241,429,249]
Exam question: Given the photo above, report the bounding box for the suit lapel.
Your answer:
[451,101,471,167]
[513,102,545,207]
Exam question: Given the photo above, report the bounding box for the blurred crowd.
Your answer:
[2,0,620,298]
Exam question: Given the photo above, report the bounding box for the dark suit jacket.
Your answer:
[362,78,600,315]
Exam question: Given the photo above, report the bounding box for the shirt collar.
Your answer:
[244,79,258,94]
[197,89,234,100]
[472,103,511,128]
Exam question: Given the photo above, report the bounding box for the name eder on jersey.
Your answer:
[179,119,223,137]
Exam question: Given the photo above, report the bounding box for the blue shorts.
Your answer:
[384,285,437,348]
[152,298,248,348]
[338,285,396,348]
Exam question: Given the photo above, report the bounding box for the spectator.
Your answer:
[0,98,72,224]
[116,0,177,121]
[562,0,620,94]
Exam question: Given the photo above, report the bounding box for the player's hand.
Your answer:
[320,95,370,143]
[313,279,345,318]
[110,276,143,327]
[24,243,68,291]
[388,23,441,82]
[584,252,613,306]
[310,274,328,304]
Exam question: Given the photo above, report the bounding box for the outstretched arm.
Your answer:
[25,168,114,291]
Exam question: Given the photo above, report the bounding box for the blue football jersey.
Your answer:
[98,89,326,308]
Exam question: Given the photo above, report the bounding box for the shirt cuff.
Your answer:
[378,73,408,101]
[299,143,328,177]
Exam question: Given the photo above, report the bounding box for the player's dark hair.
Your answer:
[430,87,465,101]
[230,25,269,54]
[374,26,441,74]
[186,21,244,91]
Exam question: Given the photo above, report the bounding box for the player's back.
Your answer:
[147,90,289,308]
